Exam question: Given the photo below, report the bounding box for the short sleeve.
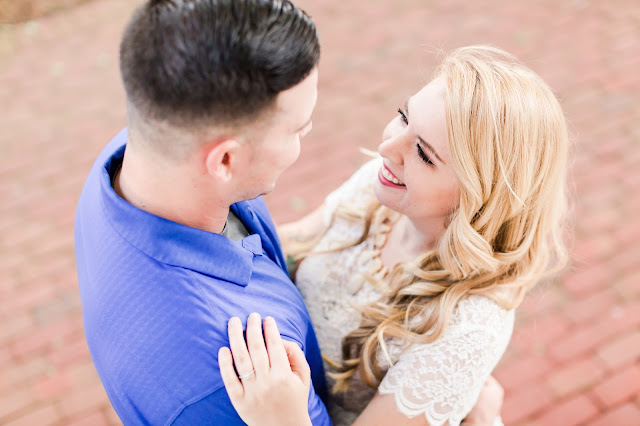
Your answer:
[172,371,331,426]
[378,298,514,426]
[171,388,244,425]
[323,157,382,226]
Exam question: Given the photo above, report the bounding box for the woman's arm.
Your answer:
[277,203,326,277]
[220,316,504,426]
[352,380,503,426]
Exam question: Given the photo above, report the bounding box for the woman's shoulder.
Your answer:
[323,157,382,225]
[456,294,514,317]
[379,296,514,426]
[381,295,514,365]
[440,294,515,344]
[342,156,383,187]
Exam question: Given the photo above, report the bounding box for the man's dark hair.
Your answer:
[120,0,320,128]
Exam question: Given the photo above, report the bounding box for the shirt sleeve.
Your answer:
[172,381,331,426]
[378,315,508,426]
[323,157,382,226]
[170,387,245,425]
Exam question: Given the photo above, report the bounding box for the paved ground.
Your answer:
[1,0,639,424]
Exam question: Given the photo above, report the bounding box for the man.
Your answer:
[75,0,327,424]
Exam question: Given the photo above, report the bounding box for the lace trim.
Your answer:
[377,299,514,425]
[378,330,497,426]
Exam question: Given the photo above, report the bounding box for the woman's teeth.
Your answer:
[382,167,405,186]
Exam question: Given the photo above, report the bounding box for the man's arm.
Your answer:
[171,388,247,425]
[172,371,330,425]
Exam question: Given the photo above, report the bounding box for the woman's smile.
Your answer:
[378,164,406,188]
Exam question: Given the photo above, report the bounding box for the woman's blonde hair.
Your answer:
[320,45,570,392]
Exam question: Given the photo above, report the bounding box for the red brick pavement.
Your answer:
[1,0,639,424]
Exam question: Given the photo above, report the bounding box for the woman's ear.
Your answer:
[204,139,243,183]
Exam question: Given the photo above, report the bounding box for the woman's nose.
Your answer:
[379,124,405,165]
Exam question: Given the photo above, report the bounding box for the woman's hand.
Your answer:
[218,313,312,426]
[462,375,504,425]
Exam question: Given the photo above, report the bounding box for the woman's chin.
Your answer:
[373,182,402,213]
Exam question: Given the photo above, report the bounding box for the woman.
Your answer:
[219,45,569,425]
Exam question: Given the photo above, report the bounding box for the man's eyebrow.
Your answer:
[405,99,446,164]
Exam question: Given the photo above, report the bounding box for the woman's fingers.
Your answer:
[283,340,310,387]
[226,315,299,379]
[263,316,290,371]
[218,347,244,401]
[227,317,255,381]
[245,313,270,376]
[220,320,312,426]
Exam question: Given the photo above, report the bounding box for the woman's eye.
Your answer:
[416,143,434,166]
[397,108,408,125]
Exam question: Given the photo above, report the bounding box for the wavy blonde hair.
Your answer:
[318,45,570,392]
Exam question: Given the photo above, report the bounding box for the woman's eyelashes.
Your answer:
[397,108,408,125]
[397,107,435,166]
[416,143,434,166]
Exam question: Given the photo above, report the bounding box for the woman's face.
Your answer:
[373,78,460,227]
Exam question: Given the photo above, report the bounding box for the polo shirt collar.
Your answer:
[99,144,262,287]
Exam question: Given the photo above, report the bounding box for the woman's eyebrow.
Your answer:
[405,99,446,164]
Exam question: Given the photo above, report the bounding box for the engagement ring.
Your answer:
[238,369,255,380]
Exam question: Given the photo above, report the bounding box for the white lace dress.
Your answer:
[295,159,515,426]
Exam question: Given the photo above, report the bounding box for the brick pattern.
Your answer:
[0,0,92,24]
[1,0,639,424]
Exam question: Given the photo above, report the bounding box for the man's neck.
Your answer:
[113,148,229,234]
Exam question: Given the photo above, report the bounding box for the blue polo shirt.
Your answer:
[75,129,330,425]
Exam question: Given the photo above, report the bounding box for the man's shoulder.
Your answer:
[83,263,233,424]
[75,128,127,233]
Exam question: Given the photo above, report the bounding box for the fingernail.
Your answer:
[228,317,240,327]
[249,312,261,321]
[265,316,275,324]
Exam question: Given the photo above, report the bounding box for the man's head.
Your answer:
[119,0,320,201]
[121,0,319,130]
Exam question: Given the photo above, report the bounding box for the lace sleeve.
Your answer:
[378,299,514,426]
[323,157,382,226]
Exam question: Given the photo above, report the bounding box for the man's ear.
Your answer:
[203,139,244,183]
